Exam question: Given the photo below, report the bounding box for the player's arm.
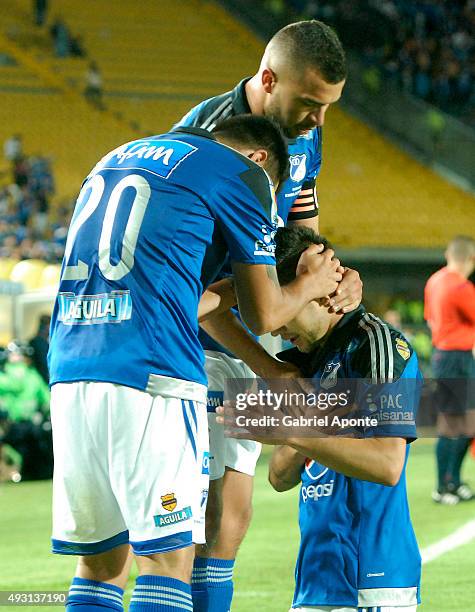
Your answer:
[287,179,319,233]
[268,445,306,492]
[285,436,406,487]
[456,283,475,324]
[198,278,237,322]
[289,216,319,233]
[200,310,300,378]
[232,247,341,336]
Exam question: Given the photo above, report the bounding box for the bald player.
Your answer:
[176,21,362,611]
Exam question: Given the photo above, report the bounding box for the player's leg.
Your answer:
[446,356,475,500]
[211,467,254,558]
[121,393,208,612]
[130,547,195,612]
[51,383,131,611]
[192,354,260,611]
[200,440,261,612]
[433,351,474,503]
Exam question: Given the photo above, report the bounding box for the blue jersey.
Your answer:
[278,307,422,609]
[48,128,277,401]
[177,78,322,225]
[176,78,321,354]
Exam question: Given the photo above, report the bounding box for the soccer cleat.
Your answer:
[454,483,474,501]
[432,490,459,505]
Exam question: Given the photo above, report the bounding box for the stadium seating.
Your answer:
[0,258,20,280]
[0,0,472,248]
[10,259,48,291]
[40,264,61,288]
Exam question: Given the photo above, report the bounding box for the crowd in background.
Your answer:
[267,0,475,123]
[1,134,68,264]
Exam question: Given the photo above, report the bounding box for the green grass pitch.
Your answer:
[1,440,474,611]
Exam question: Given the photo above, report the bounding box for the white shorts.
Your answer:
[51,381,208,556]
[291,607,418,611]
[205,350,261,481]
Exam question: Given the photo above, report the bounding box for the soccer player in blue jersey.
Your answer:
[264,227,422,611]
[47,117,344,612]
[175,20,363,612]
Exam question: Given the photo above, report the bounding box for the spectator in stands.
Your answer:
[424,235,475,505]
[84,61,104,109]
[4,134,23,163]
[33,0,48,27]
[70,33,86,58]
[28,315,50,384]
[0,341,52,481]
[50,17,70,58]
[280,0,474,123]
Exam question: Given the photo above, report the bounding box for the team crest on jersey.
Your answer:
[289,154,307,182]
[395,338,410,361]
[161,493,177,512]
[320,361,341,389]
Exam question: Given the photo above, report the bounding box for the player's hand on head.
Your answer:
[328,267,363,314]
[298,245,342,299]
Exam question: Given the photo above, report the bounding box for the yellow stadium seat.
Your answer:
[40,264,62,288]
[0,258,20,280]
[10,259,48,291]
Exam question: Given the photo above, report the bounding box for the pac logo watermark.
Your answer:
[161,493,177,512]
[289,154,307,182]
[154,506,192,528]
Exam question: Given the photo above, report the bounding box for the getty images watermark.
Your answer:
[220,377,429,439]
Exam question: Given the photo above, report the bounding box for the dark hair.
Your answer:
[270,20,346,83]
[276,226,332,285]
[212,114,289,187]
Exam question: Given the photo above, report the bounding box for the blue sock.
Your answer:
[130,575,192,611]
[207,558,234,612]
[191,557,209,611]
[67,577,124,611]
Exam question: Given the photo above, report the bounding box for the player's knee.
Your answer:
[135,546,195,583]
[76,544,131,587]
[233,502,253,534]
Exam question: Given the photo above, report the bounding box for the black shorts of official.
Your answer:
[431,349,475,436]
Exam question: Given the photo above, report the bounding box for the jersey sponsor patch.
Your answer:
[96,139,197,179]
[57,290,132,325]
[202,451,210,475]
[154,506,192,527]
[289,154,307,182]
[207,390,224,412]
[254,224,277,256]
[301,479,335,502]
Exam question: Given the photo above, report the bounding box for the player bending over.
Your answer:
[48,117,342,612]
[175,21,363,611]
